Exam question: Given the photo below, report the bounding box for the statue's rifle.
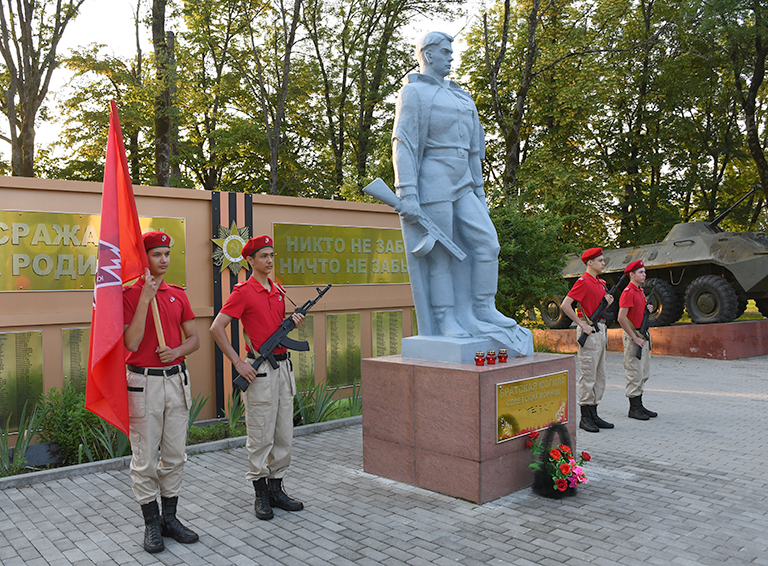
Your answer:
[363,178,466,262]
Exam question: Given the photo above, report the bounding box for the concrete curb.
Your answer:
[0,415,362,490]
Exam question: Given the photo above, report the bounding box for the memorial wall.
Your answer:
[0,176,413,429]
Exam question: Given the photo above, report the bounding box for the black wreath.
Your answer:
[531,423,577,499]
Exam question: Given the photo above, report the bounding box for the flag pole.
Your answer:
[151,298,166,348]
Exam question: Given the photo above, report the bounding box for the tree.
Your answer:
[239,0,302,195]
[706,0,768,204]
[0,0,85,176]
[302,0,463,197]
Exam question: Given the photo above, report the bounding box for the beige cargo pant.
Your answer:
[242,358,296,482]
[622,331,651,398]
[576,322,608,406]
[127,366,191,505]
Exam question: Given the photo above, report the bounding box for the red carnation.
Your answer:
[530,431,540,439]
[556,478,568,492]
[525,439,533,449]
[559,444,571,454]
[549,448,562,461]
[581,451,591,462]
[559,462,571,475]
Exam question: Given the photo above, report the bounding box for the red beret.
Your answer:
[625,260,645,274]
[241,235,274,258]
[143,231,172,250]
[581,247,603,263]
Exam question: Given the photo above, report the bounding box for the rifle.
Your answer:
[233,284,332,392]
[363,178,467,261]
[634,290,653,360]
[577,273,630,347]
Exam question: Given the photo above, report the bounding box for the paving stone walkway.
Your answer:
[1,352,767,565]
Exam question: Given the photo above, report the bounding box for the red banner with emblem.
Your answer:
[85,100,148,435]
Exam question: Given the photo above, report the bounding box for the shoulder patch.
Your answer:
[275,282,287,295]
[234,281,247,288]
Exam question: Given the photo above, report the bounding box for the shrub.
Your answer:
[38,383,102,465]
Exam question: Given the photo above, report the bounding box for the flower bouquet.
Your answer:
[526,423,590,499]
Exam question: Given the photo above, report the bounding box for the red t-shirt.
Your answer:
[219,276,287,354]
[566,272,608,319]
[619,281,646,329]
[123,279,195,367]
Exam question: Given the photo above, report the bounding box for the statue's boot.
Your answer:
[472,261,517,327]
[434,307,470,338]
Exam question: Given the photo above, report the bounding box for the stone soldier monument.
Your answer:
[365,31,533,362]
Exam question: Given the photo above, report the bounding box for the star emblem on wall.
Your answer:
[211,221,250,275]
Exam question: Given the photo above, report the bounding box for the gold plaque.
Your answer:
[273,224,409,286]
[63,328,90,394]
[0,210,186,291]
[286,315,314,391]
[496,371,569,442]
[0,331,44,432]
[326,313,361,387]
[372,310,403,357]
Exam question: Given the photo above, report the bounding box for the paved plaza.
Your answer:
[1,351,767,565]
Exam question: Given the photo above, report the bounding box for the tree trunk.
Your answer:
[153,0,172,187]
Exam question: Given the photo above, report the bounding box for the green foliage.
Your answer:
[188,391,210,439]
[37,383,102,465]
[0,401,49,476]
[294,380,340,426]
[226,390,246,434]
[77,421,131,464]
[491,205,571,319]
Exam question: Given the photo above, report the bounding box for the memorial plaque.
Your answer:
[0,210,186,291]
[63,327,90,393]
[372,310,403,357]
[273,223,409,286]
[286,315,314,391]
[496,371,569,442]
[326,313,361,387]
[0,331,43,432]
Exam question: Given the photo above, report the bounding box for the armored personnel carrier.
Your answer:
[541,190,768,328]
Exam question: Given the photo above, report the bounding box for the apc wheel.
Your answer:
[540,297,572,329]
[684,275,739,324]
[643,278,684,327]
[756,299,768,319]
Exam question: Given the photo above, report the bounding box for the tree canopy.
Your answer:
[3,0,768,312]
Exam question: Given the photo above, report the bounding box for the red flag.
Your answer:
[85,100,148,435]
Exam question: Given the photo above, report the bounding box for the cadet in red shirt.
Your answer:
[209,235,305,521]
[617,260,657,420]
[561,247,615,433]
[123,231,200,553]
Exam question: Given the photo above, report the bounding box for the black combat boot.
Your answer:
[140,500,165,553]
[590,405,614,429]
[579,405,599,433]
[160,496,199,544]
[268,478,304,511]
[253,478,274,520]
[628,396,650,420]
[637,395,658,418]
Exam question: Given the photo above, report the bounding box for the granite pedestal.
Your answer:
[362,352,577,504]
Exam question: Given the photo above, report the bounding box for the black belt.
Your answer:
[246,352,289,361]
[127,361,187,376]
